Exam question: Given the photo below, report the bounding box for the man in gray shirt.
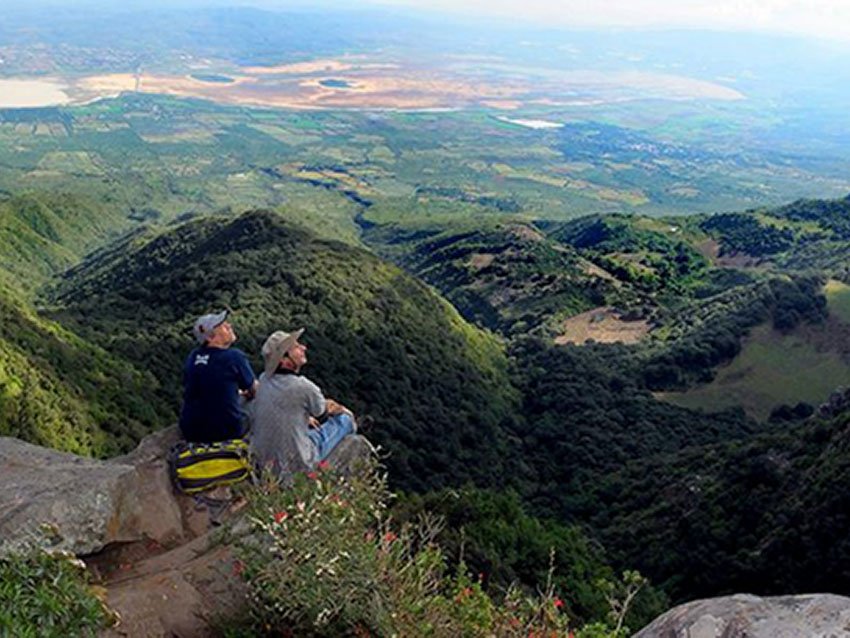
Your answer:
[251,328,357,475]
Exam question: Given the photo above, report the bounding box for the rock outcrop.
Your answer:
[0,434,186,556]
[1,427,374,637]
[634,593,850,637]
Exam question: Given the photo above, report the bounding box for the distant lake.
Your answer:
[496,116,563,130]
[190,74,235,84]
[0,79,70,107]
[319,78,352,89]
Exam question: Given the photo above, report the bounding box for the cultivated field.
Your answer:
[556,307,651,345]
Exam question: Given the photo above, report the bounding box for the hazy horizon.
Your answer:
[4,0,850,45]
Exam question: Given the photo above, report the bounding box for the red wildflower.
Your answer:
[383,531,397,543]
[553,598,564,609]
[307,471,318,480]
[273,511,288,524]
[317,460,330,471]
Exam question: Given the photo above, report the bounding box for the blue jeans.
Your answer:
[308,413,355,462]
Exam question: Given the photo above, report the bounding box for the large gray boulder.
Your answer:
[0,429,187,556]
[633,593,850,638]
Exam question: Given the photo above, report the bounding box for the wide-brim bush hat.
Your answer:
[262,328,305,376]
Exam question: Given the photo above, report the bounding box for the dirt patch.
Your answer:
[695,238,720,261]
[481,99,522,109]
[714,251,767,269]
[243,59,355,74]
[579,258,619,283]
[556,306,651,345]
[469,253,496,270]
[507,224,545,242]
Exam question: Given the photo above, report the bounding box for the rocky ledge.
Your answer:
[0,427,374,637]
[634,593,850,637]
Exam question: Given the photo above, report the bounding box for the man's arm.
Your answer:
[235,351,258,400]
[304,378,328,420]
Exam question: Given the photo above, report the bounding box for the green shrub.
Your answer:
[0,548,112,637]
[236,461,640,637]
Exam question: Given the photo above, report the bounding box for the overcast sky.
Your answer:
[359,0,850,42]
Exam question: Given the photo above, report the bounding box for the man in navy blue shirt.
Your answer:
[179,310,258,443]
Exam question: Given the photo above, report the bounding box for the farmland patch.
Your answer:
[555,306,651,345]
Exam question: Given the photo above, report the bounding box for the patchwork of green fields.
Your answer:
[2,94,850,235]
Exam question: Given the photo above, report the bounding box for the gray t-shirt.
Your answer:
[250,371,327,474]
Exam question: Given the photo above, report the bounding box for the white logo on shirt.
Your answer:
[194,354,210,365]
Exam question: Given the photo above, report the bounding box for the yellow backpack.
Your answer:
[169,439,252,494]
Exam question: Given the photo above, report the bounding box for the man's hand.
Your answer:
[308,416,321,429]
[325,399,352,417]
[240,380,259,401]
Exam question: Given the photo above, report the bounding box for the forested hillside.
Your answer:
[0,281,165,455]
[0,192,167,454]
[365,221,613,336]
[586,406,850,602]
[0,191,135,292]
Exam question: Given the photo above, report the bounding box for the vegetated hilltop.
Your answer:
[49,209,520,491]
[478,195,850,604]
[362,198,850,527]
[364,221,615,337]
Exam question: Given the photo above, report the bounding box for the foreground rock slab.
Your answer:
[634,593,850,638]
[0,437,178,555]
[99,529,249,638]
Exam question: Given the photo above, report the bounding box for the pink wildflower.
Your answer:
[383,531,397,543]
[273,511,288,524]
[553,598,564,609]
[317,460,330,471]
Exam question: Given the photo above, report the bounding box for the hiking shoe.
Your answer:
[356,415,375,434]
